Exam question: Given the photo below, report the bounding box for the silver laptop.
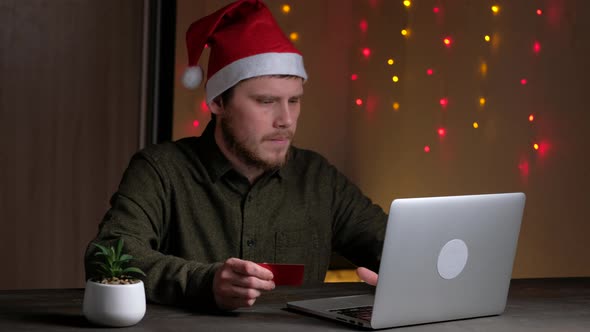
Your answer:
[287,192,526,329]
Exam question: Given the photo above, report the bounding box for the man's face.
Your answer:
[214,76,304,171]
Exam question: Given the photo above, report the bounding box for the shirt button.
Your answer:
[246,239,256,247]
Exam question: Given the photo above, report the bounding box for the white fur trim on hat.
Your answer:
[205,52,307,104]
[182,66,204,89]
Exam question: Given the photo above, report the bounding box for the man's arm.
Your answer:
[84,153,276,310]
[327,163,388,273]
[84,153,222,309]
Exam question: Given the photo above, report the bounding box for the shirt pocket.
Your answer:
[274,227,320,283]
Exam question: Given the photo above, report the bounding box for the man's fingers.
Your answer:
[356,267,378,286]
[226,258,274,280]
[213,258,276,310]
[232,274,275,291]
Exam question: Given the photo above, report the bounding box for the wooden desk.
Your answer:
[1,278,588,331]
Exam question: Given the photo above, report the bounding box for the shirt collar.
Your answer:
[198,120,233,183]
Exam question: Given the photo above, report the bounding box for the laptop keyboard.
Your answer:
[330,305,373,321]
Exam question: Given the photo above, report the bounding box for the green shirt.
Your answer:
[85,120,387,309]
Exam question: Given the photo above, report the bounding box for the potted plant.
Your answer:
[83,238,147,327]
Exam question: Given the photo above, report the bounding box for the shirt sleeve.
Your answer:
[327,162,388,273]
[83,152,221,310]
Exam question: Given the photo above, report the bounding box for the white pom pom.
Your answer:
[182,66,203,89]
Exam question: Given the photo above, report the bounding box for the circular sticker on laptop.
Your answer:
[437,239,469,280]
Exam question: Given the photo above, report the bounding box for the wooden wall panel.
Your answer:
[0,0,144,289]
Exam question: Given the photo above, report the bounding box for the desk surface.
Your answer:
[1,278,589,331]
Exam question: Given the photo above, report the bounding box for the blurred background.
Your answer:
[2,0,589,289]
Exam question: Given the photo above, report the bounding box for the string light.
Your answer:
[520,78,528,85]
[491,5,500,14]
[479,97,486,106]
[439,98,449,107]
[533,143,539,150]
[200,100,209,113]
[351,73,358,81]
[426,68,434,75]
[443,37,452,47]
[433,7,440,13]
[289,32,299,41]
[484,35,491,42]
[473,122,479,129]
[403,0,411,8]
[393,102,400,111]
[359,19,368,32]
[392,75,399,82]
[529,114,534,122]
[192,120,200,128]
[401,29,409,36]
[424,146,431,153]
[480,62,488,76]
[355,98,363,106]
[438,128,447,137]
[533,41,541,53]
[387,59,395,65]
[281,4,291,14]
[362,47,371,58]
[536,9,543,16]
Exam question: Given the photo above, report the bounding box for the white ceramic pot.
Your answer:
[82,279,146,327]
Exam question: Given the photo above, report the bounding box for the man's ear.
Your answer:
[208,97,223,115]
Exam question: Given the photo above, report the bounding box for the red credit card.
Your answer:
[257,263,304,286]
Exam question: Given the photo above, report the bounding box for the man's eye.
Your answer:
[289,98,300,104]
[258,99,274,104]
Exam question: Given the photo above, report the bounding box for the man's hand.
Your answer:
[356,267,378,286]
[213,258,275,310]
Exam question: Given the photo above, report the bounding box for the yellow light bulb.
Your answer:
[484,35,491,42]
[392,75,399,82]
[491,5,500,14]
[387,59,394,65]
[479,97,486,106]
[480,62,488,76]
[393,102,400,111]
[282,4,291,14]
[473,122,479,129]
[533,143,539,150]
[403,0,411,7]
[401,29,409,36]
[289,32,299,41]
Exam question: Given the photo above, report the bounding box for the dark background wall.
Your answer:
[0,0,144,289]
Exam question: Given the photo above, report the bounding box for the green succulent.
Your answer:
[91,239,146,281]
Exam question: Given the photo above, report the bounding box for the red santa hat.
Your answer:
[182,0,308,104]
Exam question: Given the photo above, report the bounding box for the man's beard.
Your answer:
[220,116,292,172]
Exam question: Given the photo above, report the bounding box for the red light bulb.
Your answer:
[362,48,371,58]
[359,19,368,32]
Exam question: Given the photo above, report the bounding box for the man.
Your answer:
[85,0,384,311]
